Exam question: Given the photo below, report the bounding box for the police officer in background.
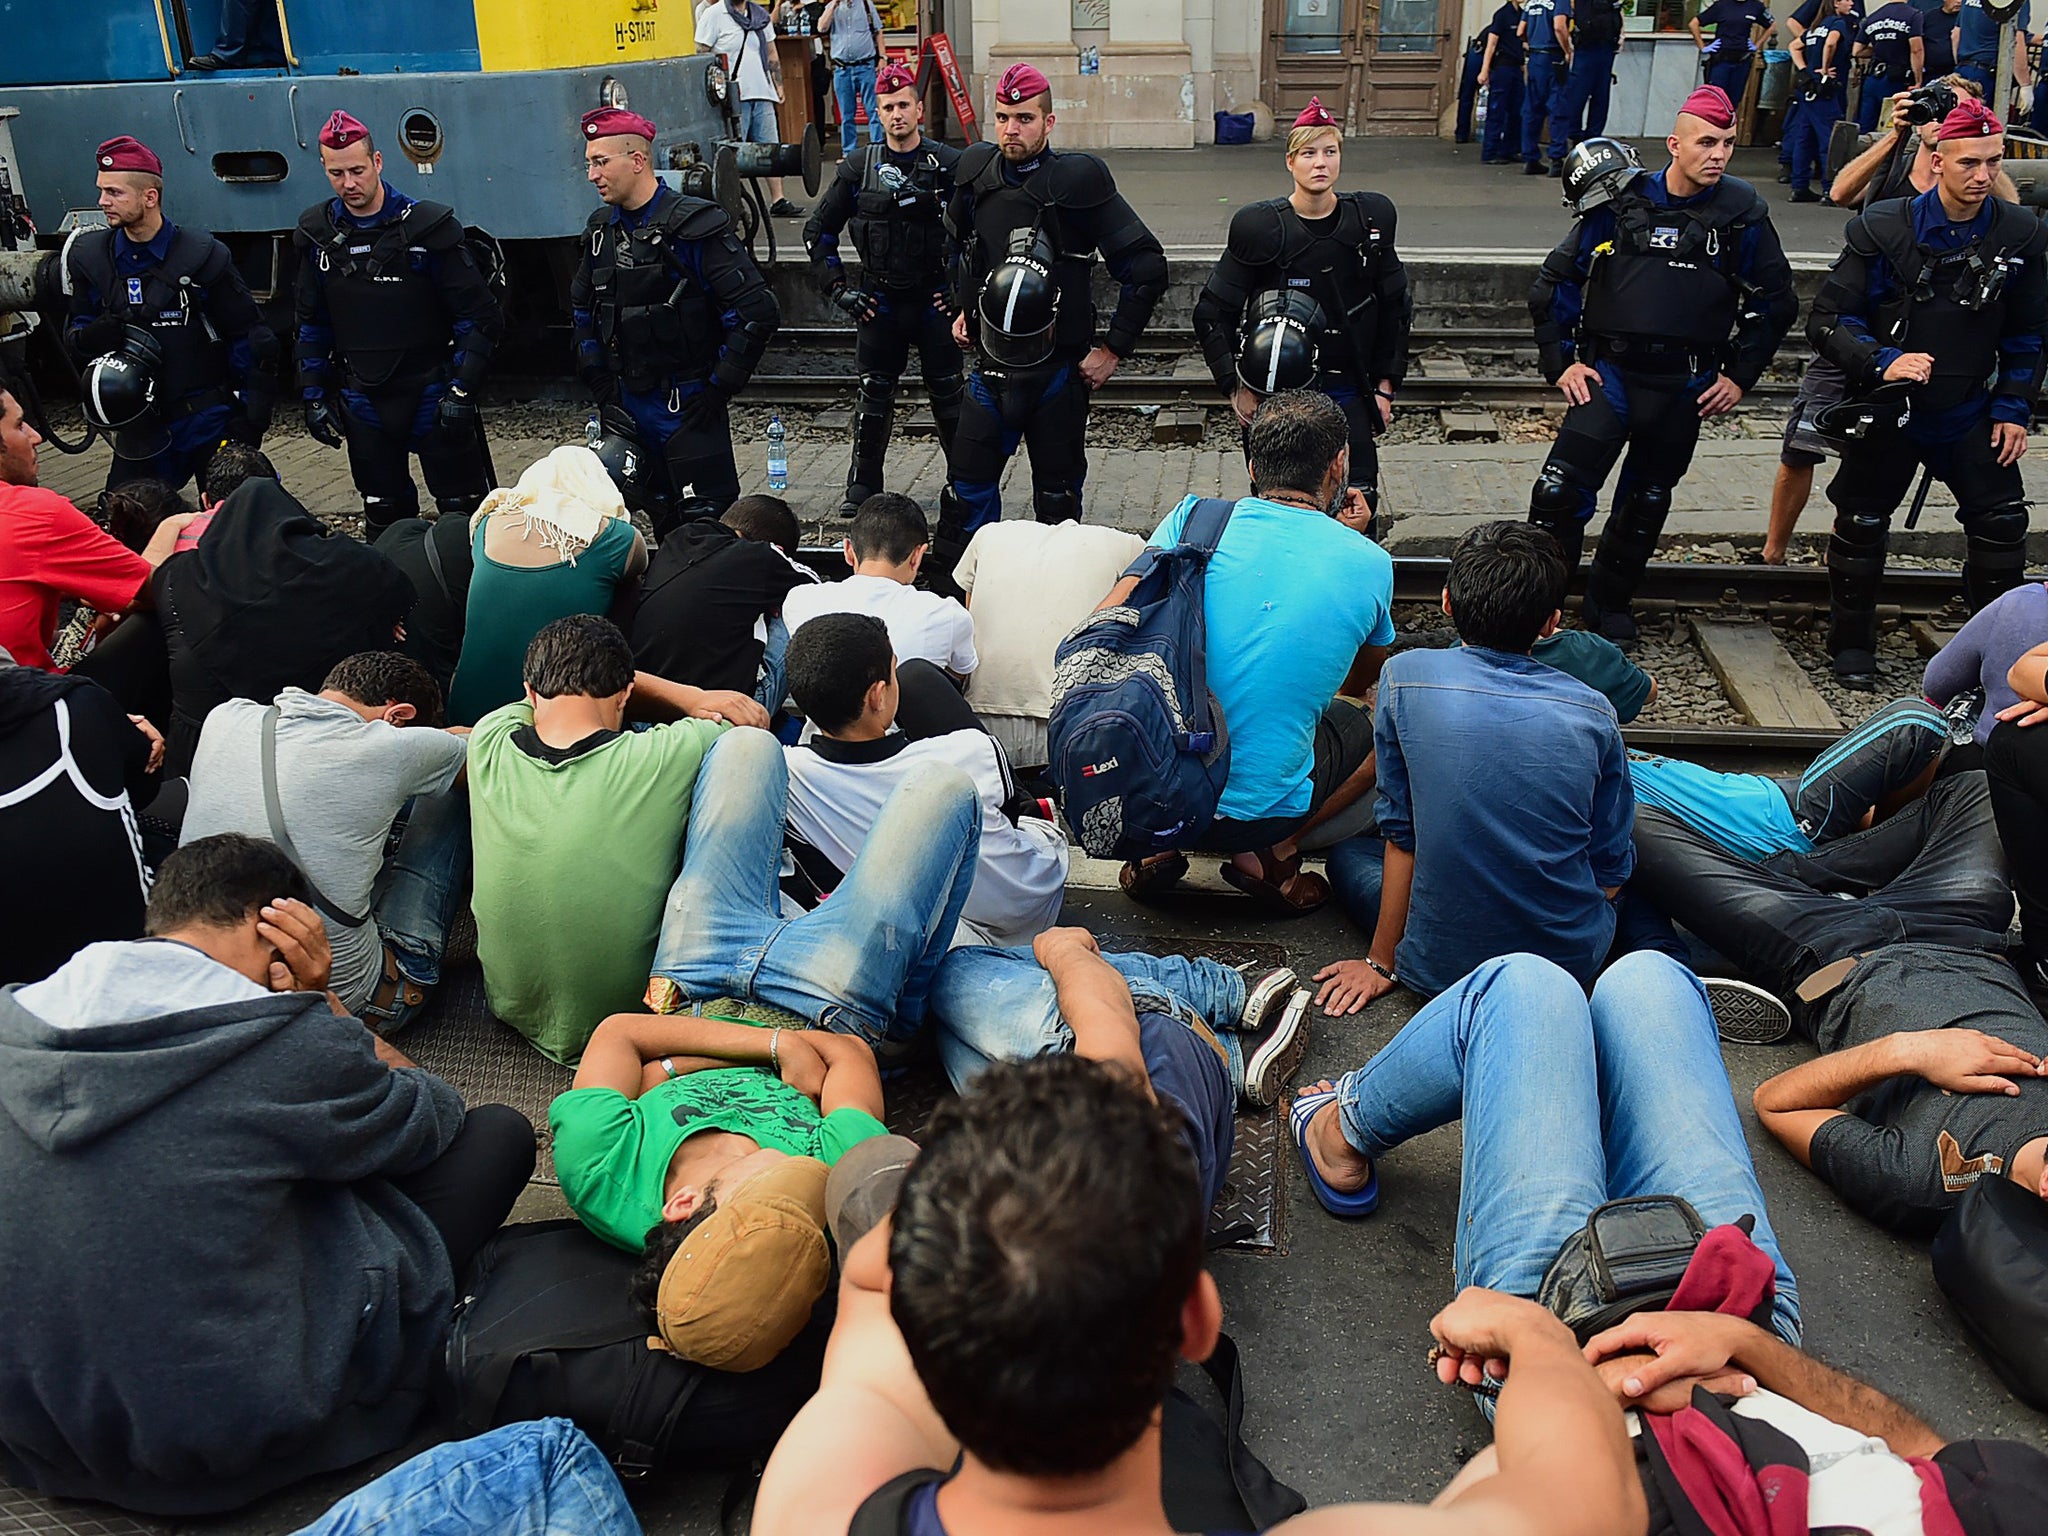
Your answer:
[1193,98,1411,519]
[1855,0,1928,131]
[1690,0,1776,105]
[932,62,1168,595]
[294,111,504,540]
[64,135,277,495]
[570,106,780,533]
[803,61,964,521]
[1808,98,2046,686]
[1783,0,1855,202]
[1527,86,1796,642]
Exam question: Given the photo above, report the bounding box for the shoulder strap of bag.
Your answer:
[847,1468,950,1536]
[422,519,454,605]
[1181,495,1238,555]
[1199,1330,1310,1530]
[260,706,371,929]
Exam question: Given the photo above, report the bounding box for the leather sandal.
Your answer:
[1119,852,1189,899]
[1218,848,1330,916]
[362,946,428,1034]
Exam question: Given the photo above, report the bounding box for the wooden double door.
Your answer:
[1261,0,1458,135]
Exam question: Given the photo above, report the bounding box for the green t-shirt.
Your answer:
[468,704,727,1064]
[549,1067,891,1251]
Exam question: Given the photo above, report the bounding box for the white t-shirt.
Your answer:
[696,2,781,102]
[783,573,979,677]
[784,729,1068,946]
[956,521,1146,765]
[181,690,469,1011]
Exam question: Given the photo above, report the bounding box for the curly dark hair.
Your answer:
[629,1203,724,1327]
[101,478,192,554]
[321,650,445,727]
[888,1054,1205,1477]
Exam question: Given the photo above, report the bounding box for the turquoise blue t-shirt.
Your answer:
[1628,754,1812,862]
[1149,496,1395,822]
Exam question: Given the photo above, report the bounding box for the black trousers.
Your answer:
[341,384,492,537]
[1985,716,2048,966]
[389,1103,536,1280]
[1826,421,2024,524]
[1629,772,2013,1000]
[947,360,1092,530]
[856,294,962,405]
[894,656,984,739]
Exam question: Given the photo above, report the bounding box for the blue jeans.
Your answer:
[1556,44,1617,143]
[755,612,792,713]
[832,59,882,155]
[1482,66,1525,159]
[369,787,473,1030]
[737,97,780,144]
[929,944,1247,1090]
[1331,952,1802,1344]
[1957,59,1994,95]
[290,1419,638,1536]
[647,728,980,1050]
[1524,52,1567,162]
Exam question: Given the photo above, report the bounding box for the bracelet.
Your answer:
[660,1056,678,1080]
[1375,388,1396,401]
[769,1027,782,1074]
[1362,956,1398,985]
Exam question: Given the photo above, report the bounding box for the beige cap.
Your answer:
[654,1155,831,1371]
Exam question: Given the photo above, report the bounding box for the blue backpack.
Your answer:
[1048,497,1235,860]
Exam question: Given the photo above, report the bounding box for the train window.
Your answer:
[211,152,290,184]
[399,110,444,163]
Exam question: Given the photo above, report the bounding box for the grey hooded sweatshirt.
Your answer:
[0,939,467,1515]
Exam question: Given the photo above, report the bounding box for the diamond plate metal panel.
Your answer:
[0,1488,165,1536]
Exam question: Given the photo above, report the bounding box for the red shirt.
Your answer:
[0,483,154,671]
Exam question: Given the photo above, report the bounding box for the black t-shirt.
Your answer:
[623,520,814,695]
[1489,2,1528,65]
[1936,1438,2048,1535]
[1807,945,2048,1237]
[1920,1,1959,74]
[0,672,152,984]
[375,514,474,692]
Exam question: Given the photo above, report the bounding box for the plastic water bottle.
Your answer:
[767,414,788,491]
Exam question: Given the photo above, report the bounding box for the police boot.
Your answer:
[1528,463,1588,577]
[923,486,973,601]
[1962,501,2030,614]
[844,373,897,520]
[929,371,965,459]
[1825,507,1890,689]
[1035,487,1082,525]
[361,495,406,543]
[1582,486,1673,646]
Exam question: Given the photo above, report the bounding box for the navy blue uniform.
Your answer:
[1783,11,1855,188]
[1483,3,1529,161]
[1810,188,2048,660]
[1858,3,1926,130]
[1523,0,1571,163]
[1527,170,1795,631]
[64,221,276,496]
[1956,0,2025,89]
[1697,0,1775,101]
[1917,0,1959,76]
[294,183,503,533]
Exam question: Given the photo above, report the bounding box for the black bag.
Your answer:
[1538,1196,1708,1344]
[1933,1175,2048,1411]
[847,1331,1305,1534]
[443,1219,831,1480]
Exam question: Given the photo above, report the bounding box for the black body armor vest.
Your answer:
[582,193,721,392]
[850,142,951,288]
[1580,182,1764,359]
[70,226,233,408]
[296,198,459,390]
[1865,197,2044,411]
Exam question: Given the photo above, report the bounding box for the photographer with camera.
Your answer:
[1829,75,2016,205]
[1810,97,2047,687]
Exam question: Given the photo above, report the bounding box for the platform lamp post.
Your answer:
[1985,0,2026,120]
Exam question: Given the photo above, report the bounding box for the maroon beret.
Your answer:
[581,107,658,142]
[876,61,917,97]
[318,110,372,150]
[996,63,1051,105]
[95,136,162,176]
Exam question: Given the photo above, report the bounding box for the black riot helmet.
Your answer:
[1560,137,1645,216]
[587,407,651,514]
[1811,380,1913,450]
[1236,288,1326,396]
[80,351,157,433]
[976,227,1060,371]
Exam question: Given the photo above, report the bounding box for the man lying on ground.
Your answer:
[552,1004,891,1370]
[0,834,533,1515]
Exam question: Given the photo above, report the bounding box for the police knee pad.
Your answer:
[922,486,975,600]
[856,372,899,417]
[1615,483,1673,534]
[1034,487,1082,525]
[1529,465,1590,571]
[1963,500,2030,611]
[1826,505,1891,565]
[927,370,965,409]
[360,494,408,538]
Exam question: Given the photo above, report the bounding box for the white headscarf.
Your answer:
[470,445,629,563]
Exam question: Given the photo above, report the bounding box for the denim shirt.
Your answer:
[1375,645,1635,996]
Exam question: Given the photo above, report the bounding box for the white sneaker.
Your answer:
[1235,965,1297,1033]
[1241,990,1313,1109]
[1703,978,1793,1045]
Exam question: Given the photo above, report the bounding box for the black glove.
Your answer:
[1798,68,1821,93]
[221,411,265,448]
[72,315,124,361]
[304,396,344,448]
[677,382,732,433]
[437,382,479,436]
[580,365,621,410]
[830,285,877,323]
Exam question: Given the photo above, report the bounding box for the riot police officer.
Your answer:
[1192,98,1411,518]
[803,61,964,520]
[1526,87,1796,642]
[1809,98,2047,686]
[570,106,780,534]
[933,62,1168,594]
[294,111,504,540]
[64,136,277,496]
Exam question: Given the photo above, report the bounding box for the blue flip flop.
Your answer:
[1289,1086,1379,1218]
